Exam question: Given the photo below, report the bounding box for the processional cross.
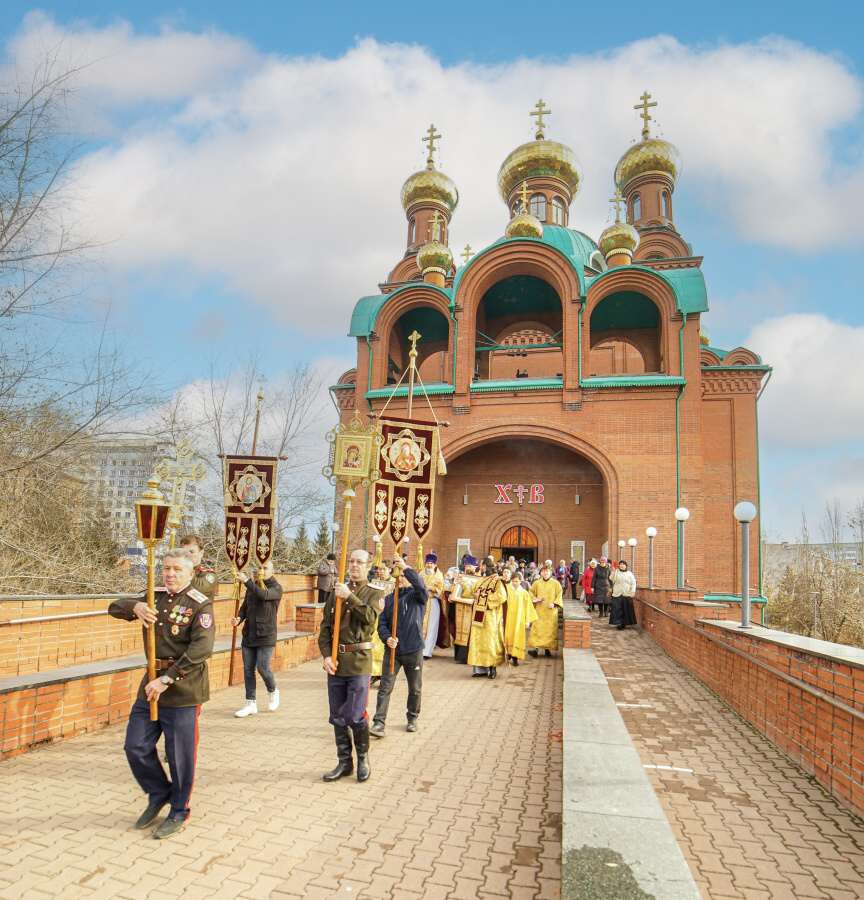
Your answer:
[530,99,551,139]
[423,123,442,167]
[634,91,658,139]
[154,438,206,547]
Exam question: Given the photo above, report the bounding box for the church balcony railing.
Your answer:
[579,374,685,389]
[469,377,563,393]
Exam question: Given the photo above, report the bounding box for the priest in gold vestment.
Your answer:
[467,557,507,679]
[529,562,564,656]
[369,563,393,680]
[451,556,479,664]
[421,553,445,658]
[504,569,538,665]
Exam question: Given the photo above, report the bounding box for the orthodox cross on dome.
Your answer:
[519,180,530,213]
[609,188,625,223]
[461,244,473,264]
[634,90,658,140]
[428,209,443,242]
[530,98,551,139]
[423,123,442,168]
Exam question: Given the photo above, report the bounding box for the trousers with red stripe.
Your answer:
[124,700,200,819]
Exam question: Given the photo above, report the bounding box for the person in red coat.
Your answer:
[581,560,597,610]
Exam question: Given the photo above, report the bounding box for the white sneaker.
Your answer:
[235,699,258,718]
[267,689,280,712]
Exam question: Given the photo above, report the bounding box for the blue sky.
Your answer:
[2,3,863,540]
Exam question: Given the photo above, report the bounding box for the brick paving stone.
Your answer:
[592,623,864,900]
[0,652,562,899]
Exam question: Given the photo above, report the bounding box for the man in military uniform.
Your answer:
[318,549,383,783]
[108,548,216,839]
[180,534,217,601]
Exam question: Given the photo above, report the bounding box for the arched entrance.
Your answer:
[499,525,539,563]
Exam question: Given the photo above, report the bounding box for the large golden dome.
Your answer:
[416,240,453,274]
[614,137,680,190]
[598,220,639,258]
[497,139,581,202]
[401,166,459,213]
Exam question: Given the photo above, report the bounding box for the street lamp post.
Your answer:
[617,539,625,563]
[628,537,637,573]
[734,501,757,629]
[674,507,690,589]
[646,527,657,588]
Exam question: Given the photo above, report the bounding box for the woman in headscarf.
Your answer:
[609,560,638,630]
[591,557,612,618]
[581,559,597,610]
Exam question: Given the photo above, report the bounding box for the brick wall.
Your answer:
[0,574,316,678]
[0,631,320,759]
[562,599,591,649]
[636,587,864,816]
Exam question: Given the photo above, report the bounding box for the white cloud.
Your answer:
[746,313,864,448]
[5,19,863,334]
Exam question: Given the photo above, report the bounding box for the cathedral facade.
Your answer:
[332,96,770,595]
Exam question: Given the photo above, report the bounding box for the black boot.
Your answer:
[322,725,353,782]
[353,722,371,782]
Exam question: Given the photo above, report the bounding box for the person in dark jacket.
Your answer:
[230,560,283,717]
[370,566,428,738]
[568,560,581,599]
[592,557,612,617]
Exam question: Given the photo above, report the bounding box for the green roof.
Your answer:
[580,375,686,388]
[470,377,563,393]
[366,383,455,399]
[705,345,728,360]
[349,283,452,338]
[591,291,660,331]
[586,265,709,316]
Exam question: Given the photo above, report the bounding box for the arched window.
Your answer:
[529,193,547,221]
[589,291,662,375]
[408,218,416,244]
[630,194,641,222]
[551,196,566,225]
[662,191,671,218]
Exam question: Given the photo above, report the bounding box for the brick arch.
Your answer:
[584,268,679,376]
[371,287,453,389]
[444,424,618,545]
[453,241,583,391]
[483,509,556,561]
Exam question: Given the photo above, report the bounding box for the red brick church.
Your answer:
[331,96,770,595]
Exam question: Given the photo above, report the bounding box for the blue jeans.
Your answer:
[241,645,276,700]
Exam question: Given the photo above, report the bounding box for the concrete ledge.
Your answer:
[562,648,699,899]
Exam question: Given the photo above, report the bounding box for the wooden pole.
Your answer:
[251,387,264,455]
[145,543,158,721]
[227,569,242,686]
[389,563,403,675]
[331,488,355,665]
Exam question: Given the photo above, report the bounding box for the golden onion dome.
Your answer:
[614,137,680,190]
[416,240,453,273]
[497,139,580,202]
[598,220,639,258]
[401,166,459,213]
[505,211,544,239]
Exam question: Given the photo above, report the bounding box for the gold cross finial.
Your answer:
[609,188,625,223]
[423,123,442,168]
[530,98,551,139]
[428,209,443,242]
[519,181,530,213]
[634,90,658,139]
[461,244,473,264]
[408,330,422,359]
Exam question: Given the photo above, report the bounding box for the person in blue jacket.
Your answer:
[369,565,428,738]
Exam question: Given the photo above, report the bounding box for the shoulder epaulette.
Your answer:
[187,587,209,604]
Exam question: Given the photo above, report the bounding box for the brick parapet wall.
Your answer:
[562,599,591,649]
[636,587,864,816]
[0,574,316,677]
[0,620,323,760]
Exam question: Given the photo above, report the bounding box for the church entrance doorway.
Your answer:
[500,525,538,564]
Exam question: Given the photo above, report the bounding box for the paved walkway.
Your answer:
[0,652,562,900]
[591,621,864,899]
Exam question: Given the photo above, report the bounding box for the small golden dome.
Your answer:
[598,220,639,258]
[505,211,544,239]
[401,167,459,213]
[416,240,453,274]
[699,331,710,346]
[614,138,680,190]
[497,139,580,202]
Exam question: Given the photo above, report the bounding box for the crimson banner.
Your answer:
[223,455,279,570]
